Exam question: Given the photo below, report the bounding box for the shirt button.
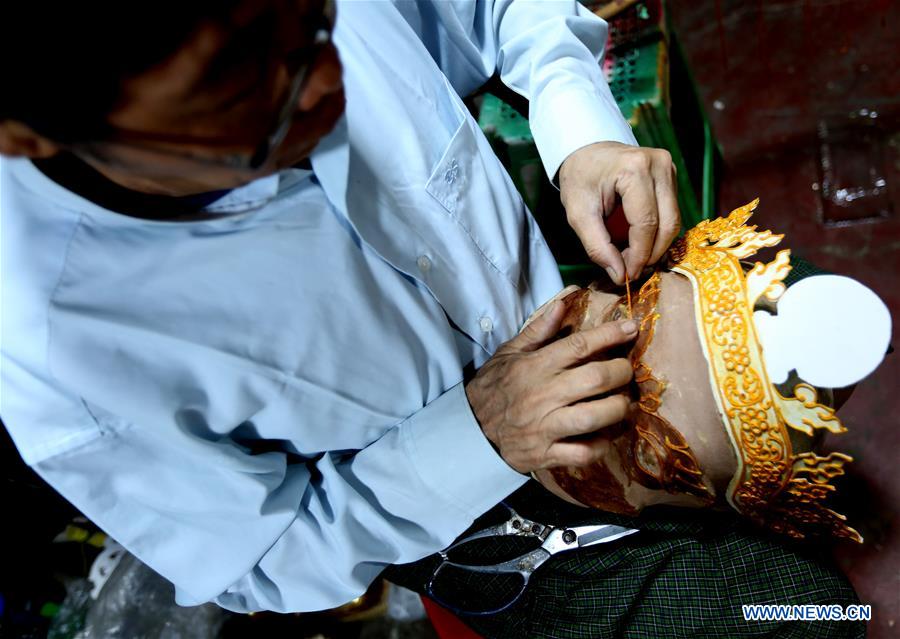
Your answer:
[479,316,493,333]
[416,255,431,272]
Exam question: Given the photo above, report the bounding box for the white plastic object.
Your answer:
[753,275,891,388]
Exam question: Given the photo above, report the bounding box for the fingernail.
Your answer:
[605,266,620,282]
[622,320,639,334]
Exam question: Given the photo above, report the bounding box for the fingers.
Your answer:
[559,143,682,283]
[565,189,627,284]
[544,440,606,468]
[618,153,660,279]
[648,150,680,264]
[553,358,633,405]
[551,393,630,440]
[543,395,630,468]
[619,148,682,277]
[584,221,626,285]
[503,298,566,354]
[541,319,639,368]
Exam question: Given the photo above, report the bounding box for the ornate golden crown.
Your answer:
[669,200,860,542]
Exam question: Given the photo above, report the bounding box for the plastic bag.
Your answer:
[76,553,225,639]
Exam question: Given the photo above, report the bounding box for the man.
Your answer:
[1,1,862,637]
[1,0,677,612]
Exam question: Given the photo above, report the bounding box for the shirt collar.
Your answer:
[205,114,350,215]
[310,115,350,216]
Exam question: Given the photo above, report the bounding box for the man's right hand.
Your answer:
[465,301,638,474]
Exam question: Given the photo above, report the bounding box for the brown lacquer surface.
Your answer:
[547,274,713,513]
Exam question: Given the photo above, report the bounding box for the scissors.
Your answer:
[425,503,638,616]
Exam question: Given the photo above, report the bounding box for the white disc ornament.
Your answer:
[753,275,892,388]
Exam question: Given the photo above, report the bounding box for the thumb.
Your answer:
[505,299,566,354]
[567,194,627,284]
[581,219,626,284]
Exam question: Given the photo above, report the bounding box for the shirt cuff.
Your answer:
[402,382,527,519]
[530,86,639,185]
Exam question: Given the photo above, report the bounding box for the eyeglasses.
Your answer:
[241,21,331,170]
[75,3,333,172]
[241,14,331,170]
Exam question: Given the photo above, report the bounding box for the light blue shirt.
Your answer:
[1,0,635,612]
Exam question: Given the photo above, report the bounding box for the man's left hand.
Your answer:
[558,141,680,285]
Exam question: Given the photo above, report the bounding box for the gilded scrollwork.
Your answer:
[774,384,846,436]
[626,273,714,502]
[669,200,861,542]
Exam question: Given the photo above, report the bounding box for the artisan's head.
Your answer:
[0,0,343,195]
[536,201,892,542]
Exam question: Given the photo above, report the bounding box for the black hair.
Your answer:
[1,1,237,144]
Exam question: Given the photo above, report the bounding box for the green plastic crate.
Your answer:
[477,0,719,273]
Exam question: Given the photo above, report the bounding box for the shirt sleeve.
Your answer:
[33,382,525,613]
[394,0,638,181]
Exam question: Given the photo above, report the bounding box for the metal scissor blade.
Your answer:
[575,525,639,547]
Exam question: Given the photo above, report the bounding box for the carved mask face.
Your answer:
[538,203,889,541]
[534,271,740,515]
